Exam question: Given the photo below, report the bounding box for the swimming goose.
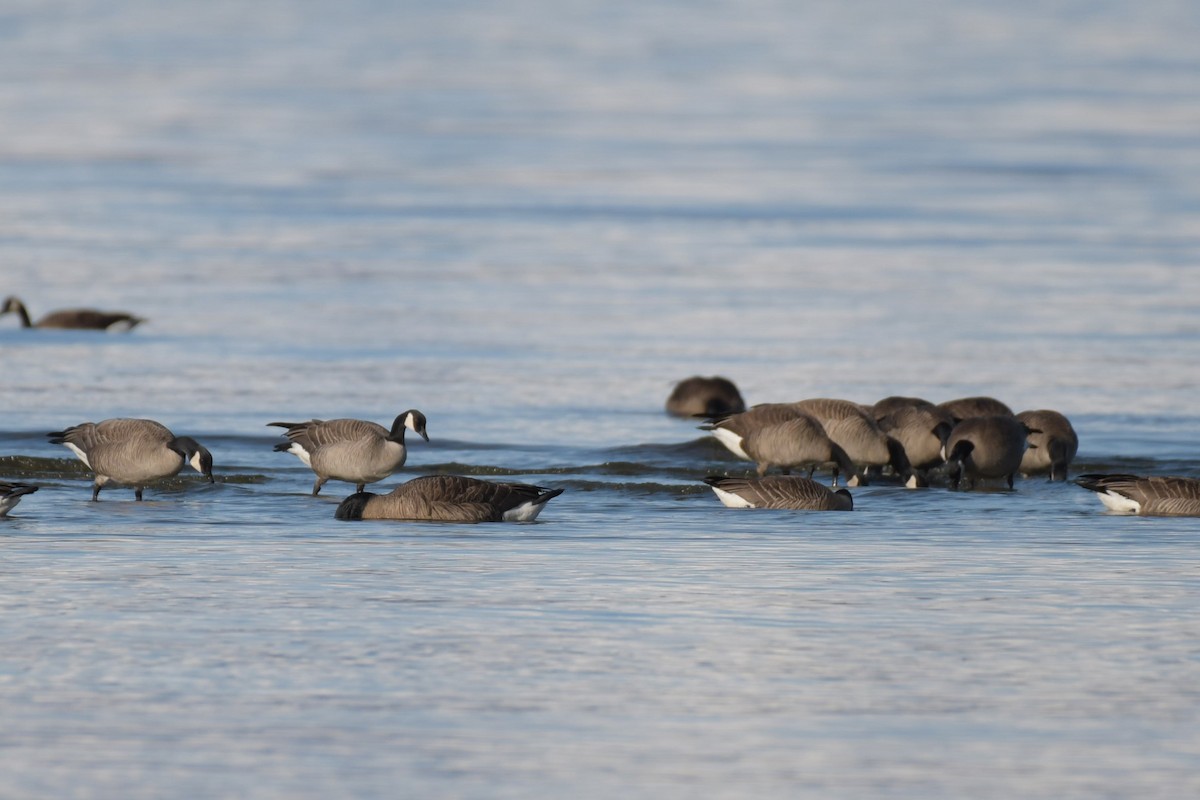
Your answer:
[269,410,429,495]
[1074,474,1200,516]
[701,404,861,484]
[936,396,1013,424]
[47,419,214,500]
[1016,409,1078,481]
[335,475,564,522]
[666,375,745,418]
[2,295,145,331]
[943,414,1028,490]
[791,398,921,487]
[0,482,39,516]
[704,475,853,511]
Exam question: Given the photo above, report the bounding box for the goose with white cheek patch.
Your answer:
[704,475,853,511]
[335,475,564,523]
[47,419,214,501]
[1075,474,1200,516]
[269,410,429,496]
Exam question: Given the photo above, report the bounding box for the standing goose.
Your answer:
[936,396,1013,424]
[737,416,861,484]
[2,296,144,331]
[704,475,853,511]
[47,419,214,501]
[1016,409,1078,481]
[701,404,861,485]
[335,475,564,522]
[1074,474,1200,516]
[269,410,429,496]
[943,414,1028,490]
[876,404,955,472]
[666,375,746,418]
[792,398,921,487]
[0,482,39,516]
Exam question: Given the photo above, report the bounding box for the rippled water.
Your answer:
[2,1,1200,797]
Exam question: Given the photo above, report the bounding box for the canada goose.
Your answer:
[701,404,861,485]
[1015,409,1078,481]
[1074,474,1200,516]
[876,404,954,470]
[335,475,564,522]
[704,475,853,511]
[791,398,921,487]
[47,419,214,500]
[936,396,1013,424]
[943,415,1028,489]
[666,375,746,418]
[737,416,861,483]
[269,410,429,495]
[2,296,144,331]
[0,482,39,516]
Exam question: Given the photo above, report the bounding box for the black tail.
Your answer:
[335,491,377,521]
[47,430,68,444]
[534,487,566,506]
[273,442,294,452]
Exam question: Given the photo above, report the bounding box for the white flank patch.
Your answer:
[710,427,749,460]
[503,500,546,522]
[1098,491,1140,514]
[287,443,312,467]
[710,485,755,509]
[63,442,91,468]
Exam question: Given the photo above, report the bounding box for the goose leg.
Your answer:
[135,487,144,501]
[312,476,327,496]
[92,482,103,502]
[356,482,366,493]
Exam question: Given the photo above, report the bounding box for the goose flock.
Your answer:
[0,324,1197,519]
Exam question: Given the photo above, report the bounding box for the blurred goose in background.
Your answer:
[936,396,1013,424]
[2,295,144,331]
[1074,474,1200,516]
[943,414,1028,490]
[666,375,745,418]
[269,410,428,495]
[1016,409,1078,481]
[335,475,563,522]
[47,419,213,501]
[704,475,853,511]
[792,398,921,487]
[0,482,39,516]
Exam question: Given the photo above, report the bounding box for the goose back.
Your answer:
[877,404,954,469]
[936,396,1013,424]
[704,475,853,510]
[1075,474,1200,516]
[336,475,564,522]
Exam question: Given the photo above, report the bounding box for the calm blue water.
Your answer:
[2,1,1200,797]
